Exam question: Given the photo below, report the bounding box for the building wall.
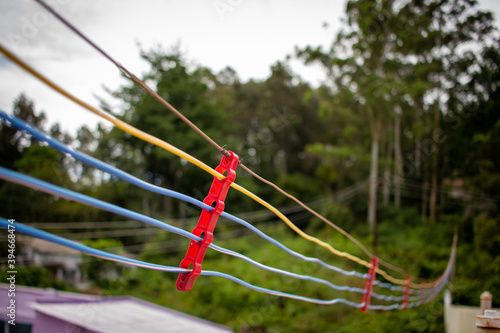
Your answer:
[445,305,481,333]
[0,283,100,330]
[444,291,499,333]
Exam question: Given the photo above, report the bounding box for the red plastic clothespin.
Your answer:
[176,151,239,292]
[420,280,427,306]
[402,275,411,310]
[426,282,432,303]
[427,281,434,303]
[361,256,378,312]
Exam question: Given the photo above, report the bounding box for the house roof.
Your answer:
[0,283,232,332]
[31,299,232,333]
[24,237,82,256]
[0,283,101,323]
[21,236,136,258]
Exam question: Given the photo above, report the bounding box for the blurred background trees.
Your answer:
[0,0,499,331]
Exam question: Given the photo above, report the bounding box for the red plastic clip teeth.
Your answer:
[361,256,378,312]
[176,151,239,292]
[402,275,411,310]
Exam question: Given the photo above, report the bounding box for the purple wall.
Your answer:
[0,283,99,326]
[0,283,232,332]
[32,311,98,333]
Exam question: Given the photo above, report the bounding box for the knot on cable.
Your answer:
[220,145,231,158]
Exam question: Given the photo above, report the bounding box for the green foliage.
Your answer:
[275,172,321,204]
[139,230,183,263]
[1,1,499,331]
[474,216,500,257]
[81,238,125,288]
[378,205,421,228]
[307,143,370,190]
[0,267,69,290]
[15,145,62,182]
[308,203,356,234]
[75,217,463,333]
[444,88,500,200]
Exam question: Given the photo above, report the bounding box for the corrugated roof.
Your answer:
[30,299,232,333]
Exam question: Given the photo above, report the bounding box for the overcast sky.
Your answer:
[1,0,499,135]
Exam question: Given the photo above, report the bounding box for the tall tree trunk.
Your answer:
[368,122,381,233]
[421,104,430,220]
[382,139,392,206]
[429,105,441,222]
[394,108,403,208]
[415,98,423,178]
[421,166,429,220]
[430,16,443,223]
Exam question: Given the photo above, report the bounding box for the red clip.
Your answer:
[420,280,427,306]
[427,281,434,303]
[177,151,239,292]
[361,256,378,312]
[402,275,411,310]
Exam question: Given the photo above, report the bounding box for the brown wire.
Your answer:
[241,165,373,257]
[35,0,409,277]
[33,0,224,153]
[240,166,410,276]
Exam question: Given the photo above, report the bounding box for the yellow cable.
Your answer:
[0,44,427,288]
[0,45,223,180]
[232,182,422,287]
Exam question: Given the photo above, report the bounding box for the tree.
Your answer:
[0,94,46,169]
[81,238,126,288]
[0,94,100,223]
[215,61,327,206]
[304,84,372,194]
[394,0,498,221]
[298,0,404,234]
[102,46,234,218]
[443,40,500,208]
[0,94,59,222]
[298,0,499,234]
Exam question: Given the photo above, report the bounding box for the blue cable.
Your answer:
[0,110,417,297]
[0,218,362,307]
[368,247,455,310]
[0,111,372,281]
[0,167,367,297]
